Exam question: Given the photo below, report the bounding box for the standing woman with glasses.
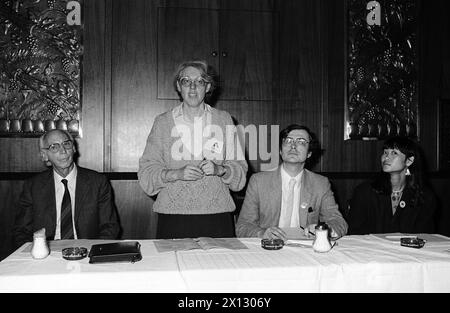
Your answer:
[138,60,247,239]
[13,129,120,250]
[347,136,437,235]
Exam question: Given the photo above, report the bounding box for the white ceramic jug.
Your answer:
[31,228,50,259]
[312,223,332,253]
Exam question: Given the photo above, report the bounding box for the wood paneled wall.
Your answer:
[1,0,450,260]
[8,0,444,174]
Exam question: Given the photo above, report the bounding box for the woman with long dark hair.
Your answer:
[347,136,436,234]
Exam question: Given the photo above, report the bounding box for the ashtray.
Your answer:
[400,237,426,249]
[62,247,88,260]
[261,239,284,250]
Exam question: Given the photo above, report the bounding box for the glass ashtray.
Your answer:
[400,237,426,249]
[62,247,88,260]
[261,239,284,250]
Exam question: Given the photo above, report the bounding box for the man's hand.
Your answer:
[303,224,316,238]
[304,223,339,239]
[330,228,339,239]
[260,227,287,241]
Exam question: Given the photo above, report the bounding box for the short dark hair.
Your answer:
[279,124,321,168]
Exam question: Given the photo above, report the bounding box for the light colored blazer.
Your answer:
[236,166,348,238]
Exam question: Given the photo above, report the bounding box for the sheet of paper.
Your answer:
[285,239,313,247]
[281,227,314,240]
[154,239,201,253]
[154,237,248,252]
[154,238,248,253]
[195,238,248,250]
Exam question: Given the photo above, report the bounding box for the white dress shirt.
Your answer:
[53,165,78,240]
[278,165,303,228]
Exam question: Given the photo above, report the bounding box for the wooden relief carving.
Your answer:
[345,0,418,140]
[0,0,82,137]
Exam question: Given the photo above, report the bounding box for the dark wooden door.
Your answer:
[157,7,220,99]
[219,9,275,101]
[156,6,275,101]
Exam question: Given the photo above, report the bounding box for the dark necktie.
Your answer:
[61,179,74,239]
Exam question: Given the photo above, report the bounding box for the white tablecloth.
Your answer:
[1,235,450,292]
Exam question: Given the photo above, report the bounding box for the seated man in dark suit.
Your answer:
[236,124,347,240]
[13,129,120,249]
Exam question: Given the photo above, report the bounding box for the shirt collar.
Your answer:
[53,164,77,184]
[172,102,212,120]
[280,164,303,185]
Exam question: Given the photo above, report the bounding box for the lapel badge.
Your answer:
[399,201,406,208]
[301,202,308,210]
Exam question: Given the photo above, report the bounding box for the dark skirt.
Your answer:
[156,212,235,239]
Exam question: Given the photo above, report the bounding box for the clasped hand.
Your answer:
[198,159,224,176]
[176,160,224,181]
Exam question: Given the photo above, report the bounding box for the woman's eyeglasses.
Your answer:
[179,77,208,88]
[43,140,74,153]
[282,137,309,146]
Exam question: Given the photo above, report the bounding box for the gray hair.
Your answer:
[173,60,216,95]
[39,129,75,166]
[39,129,74,150]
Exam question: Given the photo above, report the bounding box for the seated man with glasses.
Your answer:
[236,124,347,240]
[13,129,120,249]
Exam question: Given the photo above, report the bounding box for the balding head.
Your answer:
[39,129,74,150]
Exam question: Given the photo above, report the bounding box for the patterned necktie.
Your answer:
[61,179,74,239]
[284,178,297,226]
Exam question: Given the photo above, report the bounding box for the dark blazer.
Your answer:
[347,181,436,235]
[13,167,120,249]
[236,167,348,238]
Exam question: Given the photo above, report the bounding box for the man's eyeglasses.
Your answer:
[43,140,74,153]
[282,137,309,146]
[179,77,208,88]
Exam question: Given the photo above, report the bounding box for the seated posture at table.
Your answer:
[138,60,247,239]
[236,124,347,240]
[347,136,436,235]
[13,129,120,249]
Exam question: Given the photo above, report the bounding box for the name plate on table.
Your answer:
[88,241,142,264]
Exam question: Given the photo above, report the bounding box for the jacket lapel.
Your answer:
[397,187,419,231]
[298,169,313,228]
[74,167,89,223]
[40,170,57,239]
[270,167,283,225]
